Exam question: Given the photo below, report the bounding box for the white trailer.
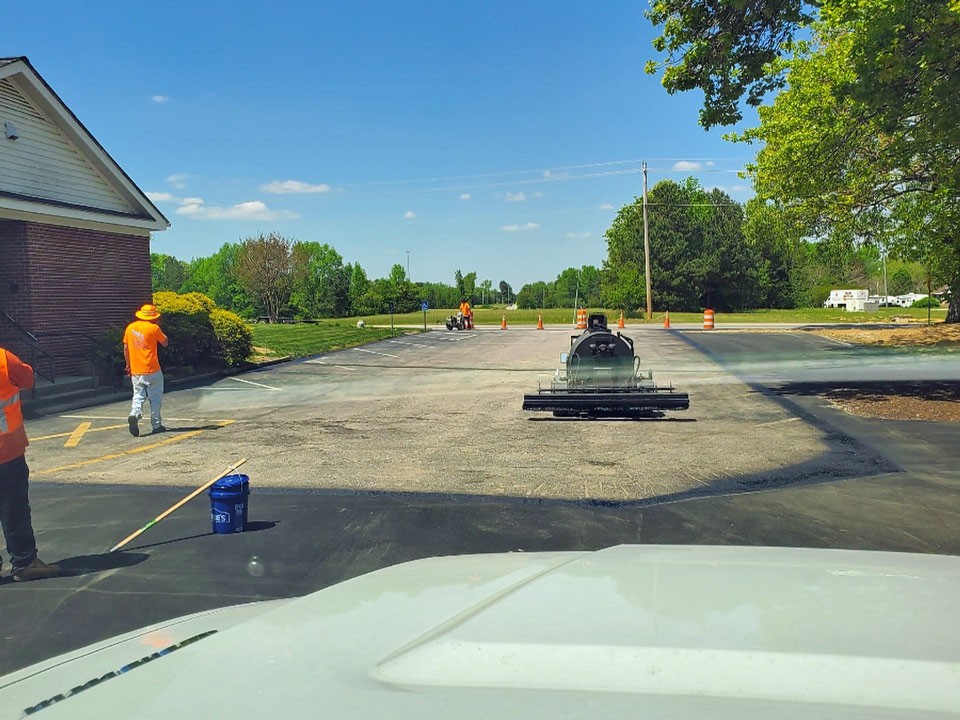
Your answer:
[891,293,928,308]
[823,289,869,311]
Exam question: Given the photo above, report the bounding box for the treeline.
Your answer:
[514,179,933,314]
[155,183,938,321]
[153,233,515,321]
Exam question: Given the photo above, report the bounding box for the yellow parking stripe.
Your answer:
[35,430,204,476]
[63,422,92,448]
[32,424,128,441]
[34,420,236,477]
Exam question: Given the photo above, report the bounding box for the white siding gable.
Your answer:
[0,76,134,214]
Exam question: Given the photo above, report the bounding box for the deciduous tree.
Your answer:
[234,232,295,322]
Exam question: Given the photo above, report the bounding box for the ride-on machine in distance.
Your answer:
[522,313,689,418]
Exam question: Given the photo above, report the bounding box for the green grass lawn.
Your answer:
[250,321,410,358]
[353,306,948,326]
[249,306,949,359]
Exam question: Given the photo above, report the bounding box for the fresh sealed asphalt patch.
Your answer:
[4,327,960,675]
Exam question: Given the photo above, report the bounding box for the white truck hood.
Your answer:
[2,545,959,719]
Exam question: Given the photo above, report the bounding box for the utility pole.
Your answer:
[406,250,410,281]
[642,161,652,320]
[573,269,581,325]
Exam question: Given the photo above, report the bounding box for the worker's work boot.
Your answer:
[128,415,140,437]
[13,558,61,582]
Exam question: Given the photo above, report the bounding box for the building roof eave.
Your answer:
[0,56,170,231]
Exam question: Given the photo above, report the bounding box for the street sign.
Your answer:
[421,301,429,312]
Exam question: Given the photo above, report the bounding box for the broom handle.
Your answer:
[109,458,248,553]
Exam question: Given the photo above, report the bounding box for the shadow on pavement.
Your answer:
[770,379,960,403]
[125,521,278,552]
[55,552,149,578]
[527,416,697,423]
[161,424,231,433]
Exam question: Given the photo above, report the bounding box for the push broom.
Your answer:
[109,458,248,553]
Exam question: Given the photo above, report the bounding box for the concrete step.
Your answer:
[30,375,96,399]
[22,387,129,419]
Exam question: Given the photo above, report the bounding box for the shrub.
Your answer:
[210,308,253,366]
[157,311,222,372]
[91,326,126,387]
[154,290,215,315]
[911,296,941,309]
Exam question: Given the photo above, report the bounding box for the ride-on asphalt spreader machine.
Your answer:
[522,313,689,418]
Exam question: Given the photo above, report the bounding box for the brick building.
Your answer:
[0,56,168,378]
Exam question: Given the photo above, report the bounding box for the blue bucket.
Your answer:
[208,473,249,534]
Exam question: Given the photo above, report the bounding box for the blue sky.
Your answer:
[5,0,757,288]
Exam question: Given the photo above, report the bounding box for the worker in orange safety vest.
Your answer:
[0,346,60,582]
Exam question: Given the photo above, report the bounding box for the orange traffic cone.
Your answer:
[617,311,625,329]
[537,314,543,330]
[663,311,671,329]
[501,315,507,330]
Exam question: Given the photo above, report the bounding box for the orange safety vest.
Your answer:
[0,350,25,437]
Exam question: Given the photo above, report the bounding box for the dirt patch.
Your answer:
[808,323,960,348]
[824,382,960,422]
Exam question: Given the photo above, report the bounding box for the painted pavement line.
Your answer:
[753,417,802,428]
[383,339,425,347]
[352,347,400,359]
[32,424,127,442]
[226,376,281,390]
[309,360,356,370]
[35,430,204,476]
[34,420,236,477]
[63,422,92,448]
[59,415,231,422]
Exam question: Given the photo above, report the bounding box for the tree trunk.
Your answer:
[947,296,959,324]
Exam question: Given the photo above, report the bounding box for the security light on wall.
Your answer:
[4,121,17,140]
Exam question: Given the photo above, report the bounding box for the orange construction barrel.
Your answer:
[703,308,715,330]
[576,308,587,329]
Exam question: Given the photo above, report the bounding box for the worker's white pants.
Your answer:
[130,370,164,430]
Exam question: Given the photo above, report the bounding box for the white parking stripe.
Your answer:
[353,348,400,359]
[227,376,281,390]
[307,360,356,370]
[383,339,423,347]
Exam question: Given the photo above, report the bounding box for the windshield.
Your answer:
[2,0,958,711]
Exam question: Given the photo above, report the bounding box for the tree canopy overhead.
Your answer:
[647,0,959,321]
[645,0,816,128]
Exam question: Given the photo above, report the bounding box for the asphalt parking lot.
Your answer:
[2,324,959,675]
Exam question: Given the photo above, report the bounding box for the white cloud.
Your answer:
[459,193,471,201]
[146,191,175,202]
[565,232,592,239]
[260,179,332,194]
[599,203,614,210]
[709,184,752,194]
[505,192,526,203]
[500,222,540,232]
[672,160,702,171]
[167,173,188,189]
[404,210,417,219]
[532,191,544,199]
[151,95,170,104]
[175,198,297,221]
[542,170,569,180]
[705,160,716,167]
